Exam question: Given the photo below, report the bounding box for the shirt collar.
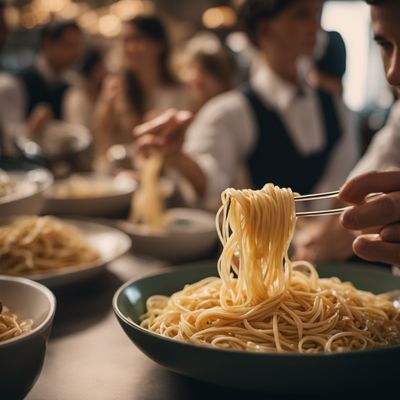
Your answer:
[250,59,309,112]
[35,54,68,85]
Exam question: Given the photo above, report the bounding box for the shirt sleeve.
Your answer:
[312,96,359,196]
[348,100,400,179]
[183,91,255,210]
[0,74,26,155]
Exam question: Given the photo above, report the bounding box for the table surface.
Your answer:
[27,253,394,400]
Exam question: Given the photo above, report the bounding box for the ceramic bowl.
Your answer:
[0,276,56,399]
[114,262,400,394]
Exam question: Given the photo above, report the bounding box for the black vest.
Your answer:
[243,85,342,195]
[18,66,69,119]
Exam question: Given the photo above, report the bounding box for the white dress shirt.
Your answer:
[0,73,24,156]
[349,100,400,178]
[184,61,358,210]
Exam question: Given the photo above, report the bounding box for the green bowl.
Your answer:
[113,262,400,394]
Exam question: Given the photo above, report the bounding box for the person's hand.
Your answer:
[26,104,53,137]
[133,109,193,160]
[100,75,123,104]
[293,216,356,263]
[339,170,400,265]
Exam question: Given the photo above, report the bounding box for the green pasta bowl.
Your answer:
[113,262,400,394]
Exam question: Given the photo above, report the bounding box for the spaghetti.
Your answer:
[0,302,33,342]
[141,184,400,353]
[0,216,100,275]
[129,154,166,229]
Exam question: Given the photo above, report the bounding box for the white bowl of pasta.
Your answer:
[0,169,53,218]
[0,215,132,287]
[43,173,137,217]
[118,208,218,262]
[0,275,56,399]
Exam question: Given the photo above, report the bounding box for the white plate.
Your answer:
[0,217,132,287]
[0,169,53,218]
[44,174,137,217]
[118,208,217,262]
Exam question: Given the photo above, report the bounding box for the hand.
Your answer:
[293,216,356,263]
[26,104,53,137]
[133,109,193,160]
[339,170,400,265]
[100,75,122,103]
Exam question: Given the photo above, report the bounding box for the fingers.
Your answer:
[341,191,400,230]
[134,109,192,138]
[380,223,400,242]
[339,170,400,204]
[352,234,400,265]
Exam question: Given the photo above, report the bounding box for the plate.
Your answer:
[113,261,400,394]
[0,169,53,217]
[44,174,137,217]
[118,208,217,262]
[0,217,131,287]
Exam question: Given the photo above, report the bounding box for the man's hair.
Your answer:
[365,0,386,4]
[238,0,296,46]
[39,20,81,47]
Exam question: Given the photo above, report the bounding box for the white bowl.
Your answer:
[119,208,218,262]
[0,276,56,399]
[44,174,137,217]
[0,169,53,218]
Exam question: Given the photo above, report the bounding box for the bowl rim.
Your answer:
[45,173,137,201]
[0,275,56,347]
[112,263,400,359]
[119,207,217,238]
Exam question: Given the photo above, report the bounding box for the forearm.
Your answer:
[169,152,207,198]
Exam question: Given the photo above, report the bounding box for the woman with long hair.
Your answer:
[94,14,189,167]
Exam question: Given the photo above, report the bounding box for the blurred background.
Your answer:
[0,0,395,161]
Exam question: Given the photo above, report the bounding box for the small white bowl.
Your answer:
[0,276,56,399]
[44,174,137,217]
[119,208,218,262]
[0,169,53,218]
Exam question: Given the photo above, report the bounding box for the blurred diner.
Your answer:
[133,0,358,211]
[93,14,190,169]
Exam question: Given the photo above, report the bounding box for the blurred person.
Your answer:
[63,47,107,131]
[180,33,239,111]
[132,0,358,211]
[294,0,400,267]
[308,30,347,95]
[18,20,83,123]
[0,2,25,160]
[93,15,190,166]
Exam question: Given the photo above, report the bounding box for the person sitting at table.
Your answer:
[93,14,190,168]
[63,47,107,132]
[132,0,358,211]
[179,32,239,112]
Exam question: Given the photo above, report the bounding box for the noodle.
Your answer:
[0,216,101,275]
[0,171,15,198]
[141,184,400,353]
[0,302,33,342]
[129,154,166,229]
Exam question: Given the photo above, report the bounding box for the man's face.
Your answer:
[258,0,323,59]
[43,28,83,72]
[371,2,400,95]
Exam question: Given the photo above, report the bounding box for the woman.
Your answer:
[180,33,238,111]
[94,15,189,166]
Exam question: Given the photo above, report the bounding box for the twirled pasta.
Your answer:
[141,184,400,353]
